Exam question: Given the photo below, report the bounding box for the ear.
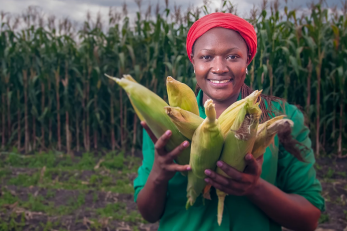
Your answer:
[191,53,195,66]
[247,53,251,65]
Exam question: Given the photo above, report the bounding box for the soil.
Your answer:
[0,154,346,231]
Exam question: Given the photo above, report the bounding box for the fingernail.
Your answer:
[217,161,223,167]
[183,141,189,147]
[246,154,252,160]
[187,166,192,170]
[204,178,209,183]
[205,169,211,175]
[165,130,172,136]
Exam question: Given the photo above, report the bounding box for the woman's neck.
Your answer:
[202,92,240,119]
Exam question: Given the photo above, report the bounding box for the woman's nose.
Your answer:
[211,57,228,74]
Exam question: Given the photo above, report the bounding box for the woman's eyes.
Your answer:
[201,55,212,60]
[227,55,238,60]
[200,55,238,60]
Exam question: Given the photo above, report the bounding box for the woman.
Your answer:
[133,13,325,231]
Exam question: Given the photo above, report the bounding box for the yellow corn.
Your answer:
[215,94,262,226]
[186,99,224,209]
[106,74,190,165]
[164,106,203,140]
[218,90,262,137]
[166,76,199,115]
[252,116,293,159]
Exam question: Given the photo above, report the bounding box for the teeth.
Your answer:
[210,80,230,84]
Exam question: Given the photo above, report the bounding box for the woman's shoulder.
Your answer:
[262,96,305,122]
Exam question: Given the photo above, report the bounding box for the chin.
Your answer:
[207,91,235,102]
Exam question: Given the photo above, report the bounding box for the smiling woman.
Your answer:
[191,28,249,116]
[134,12,325,231]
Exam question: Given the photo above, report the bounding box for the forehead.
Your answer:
[193,27,248,53]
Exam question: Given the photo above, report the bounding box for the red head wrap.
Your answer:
[186,12,257,64]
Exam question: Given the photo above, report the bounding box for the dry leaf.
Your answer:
[94,158,105,170]
[40,166,46,183]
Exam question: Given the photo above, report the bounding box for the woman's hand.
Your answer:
[137,121,191,223]
[141,121,191,184]
[204,153,263,196]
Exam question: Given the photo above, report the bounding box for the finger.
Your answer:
[205,178,245,196]
[204,169,229,186]
[167,141,190,160]
[154,130,172,155]
[215,161,243,182]
[166,164,191,172]
[243,153,259,174]
[141,121,158,143]
[204,178,228,193]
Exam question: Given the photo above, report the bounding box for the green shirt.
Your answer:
[133,90,325,231]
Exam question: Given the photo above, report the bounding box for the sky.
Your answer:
[1,0,344,27]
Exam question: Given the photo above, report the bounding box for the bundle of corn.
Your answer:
[108,75,294,226]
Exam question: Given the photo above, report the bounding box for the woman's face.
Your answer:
[191,27,249,103]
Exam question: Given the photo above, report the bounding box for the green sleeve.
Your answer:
[133,128,155,202]
[276,103,325,212]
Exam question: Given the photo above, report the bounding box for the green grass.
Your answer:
[0,150,143,229]
[319,213,330,223]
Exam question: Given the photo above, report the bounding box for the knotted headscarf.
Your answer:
[186,12,257,64]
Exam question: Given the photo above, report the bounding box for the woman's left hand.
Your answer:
[204,153,264,196]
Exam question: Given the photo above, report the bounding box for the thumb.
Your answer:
[244,153,260,174]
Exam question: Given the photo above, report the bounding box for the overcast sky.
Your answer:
[1,0,344,26]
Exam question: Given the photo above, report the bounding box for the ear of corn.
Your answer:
[106,74,190,165]
[186,99,224,209]
[121,75,145,121]
[166,76,199,115]
[218,90,262,137]
[164,106,203,140]
[252,116,294,159]
[215,94,262,226]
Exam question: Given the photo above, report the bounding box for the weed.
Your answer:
[319,213,329,223]
[314,163,322,170]
[22,194,50,213]
[93,191,99,203]
[0,169,11,178]
[109,179,134,194]
[102,151,124,170]
[8,172,39,187]
[97,202,127,218]
[78,152,96,170]
[46,189,56,199]
[0,188,19,206]
[336,171,347,178]
[324,167,335,179]
[123,210,143,223]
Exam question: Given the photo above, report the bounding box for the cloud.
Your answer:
[1,0,344,26]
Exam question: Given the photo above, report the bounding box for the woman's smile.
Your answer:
[207,78,234,88]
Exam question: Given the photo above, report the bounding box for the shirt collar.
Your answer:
[196,90,242,119]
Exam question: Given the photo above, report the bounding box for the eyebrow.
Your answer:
[200,47,240,53]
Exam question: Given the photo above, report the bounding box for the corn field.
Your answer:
[0,0,346,157]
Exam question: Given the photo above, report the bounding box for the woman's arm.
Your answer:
[248,177,321,231]
[205,154,321,231]
[136,122,191,223]
[137,170,169,223]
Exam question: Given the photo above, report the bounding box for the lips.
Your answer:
[208,79,231,84]
[207,78,233,87]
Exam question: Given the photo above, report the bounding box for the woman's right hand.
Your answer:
[141,121,191,184]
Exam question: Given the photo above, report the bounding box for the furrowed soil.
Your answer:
[0,151,346,231]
